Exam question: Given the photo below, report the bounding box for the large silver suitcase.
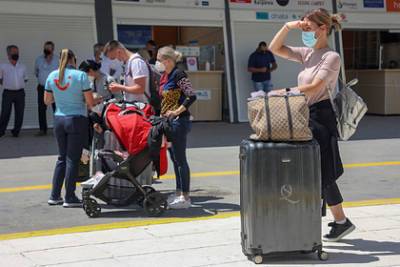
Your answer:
[240,139,328,264]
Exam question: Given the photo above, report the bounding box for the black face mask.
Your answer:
[44,49,52,56]
[11,54,19,61]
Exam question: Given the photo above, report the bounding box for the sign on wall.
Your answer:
[256,11,303,21]
[230,0,251,3]
[337,0,386,11]
[364,0,385,8]
[195,89,212,100]
[230,0,330,10]
[116,0,220,8]
[386,0,400,11]
[117,25,152,49]
[176,46,201,57]
[337,0,359,10]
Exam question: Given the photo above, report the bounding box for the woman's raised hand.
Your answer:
[286,20,309,31]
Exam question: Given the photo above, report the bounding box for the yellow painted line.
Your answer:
[0,171,240,193]
[0,184,52,193]
[0,171,239,193]
[0,211,240,241]
[344,161,400,168]
[1,161,400,194]
[160,161,400,179]
[342,198,400,208]
[0,198,399,241]
[160,170,239,180]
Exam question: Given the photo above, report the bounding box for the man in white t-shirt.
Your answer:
[104,40,149,103]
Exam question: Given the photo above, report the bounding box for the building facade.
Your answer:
[0,0,399,128]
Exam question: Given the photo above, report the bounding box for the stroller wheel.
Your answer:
[137,186,156,207]
[143,192,167,217]
[83,198,101,218]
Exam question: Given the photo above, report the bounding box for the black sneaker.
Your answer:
[63,197,82,208]
[323,218,356,242]
[48,197,64,206]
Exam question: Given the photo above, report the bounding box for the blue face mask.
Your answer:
[302,31,318,48]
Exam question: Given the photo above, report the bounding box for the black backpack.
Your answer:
[127,55,161,115]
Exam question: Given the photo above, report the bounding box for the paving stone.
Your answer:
[23,245,113,266]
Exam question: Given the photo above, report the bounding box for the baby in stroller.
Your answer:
[89,99,152,185]
[81,99,170,218]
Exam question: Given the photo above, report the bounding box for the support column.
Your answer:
[94,0,114,43]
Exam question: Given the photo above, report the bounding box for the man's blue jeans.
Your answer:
[253,80,272,93]
[168,116,192,193]
[51,115,88,201]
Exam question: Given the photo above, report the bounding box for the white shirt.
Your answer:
[123,54,149,103]
[0,62,28,90]
[100,56,123,81]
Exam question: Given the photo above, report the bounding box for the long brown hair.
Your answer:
[58,49,76,82]
[302,8,343,35]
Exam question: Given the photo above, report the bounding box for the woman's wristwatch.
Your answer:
[285,87,291,93]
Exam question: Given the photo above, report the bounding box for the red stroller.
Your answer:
[81,100,169,217]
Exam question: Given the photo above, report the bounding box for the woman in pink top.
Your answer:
[269,8,355,242]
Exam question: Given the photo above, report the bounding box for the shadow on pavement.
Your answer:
[0,130,58,159]
[187,115,400,148]
[1,115,400,159]
[187,122,251,148]
[259,251,379,265]
[349,115,400,141]
[94,195,239,219]
[254,238,400,265]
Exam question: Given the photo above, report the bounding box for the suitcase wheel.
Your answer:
[253,255,263,264]
[318,250,329,261]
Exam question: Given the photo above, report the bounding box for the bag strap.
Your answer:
[142,59,154,102]
[328,69,350,118]
[127,54,153,102]
[327,85,336,110]
[264,97,272,139]
[284,96,294,140]
[126,55,137,79]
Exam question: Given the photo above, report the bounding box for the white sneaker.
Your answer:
[48,197,63,206]
[168,196,191,209]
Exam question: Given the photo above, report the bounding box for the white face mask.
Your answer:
[155,60,166,73]
[88,76,95,83]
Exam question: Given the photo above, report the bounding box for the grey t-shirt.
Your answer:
[92,73,112,99]
[286,46,340,106]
